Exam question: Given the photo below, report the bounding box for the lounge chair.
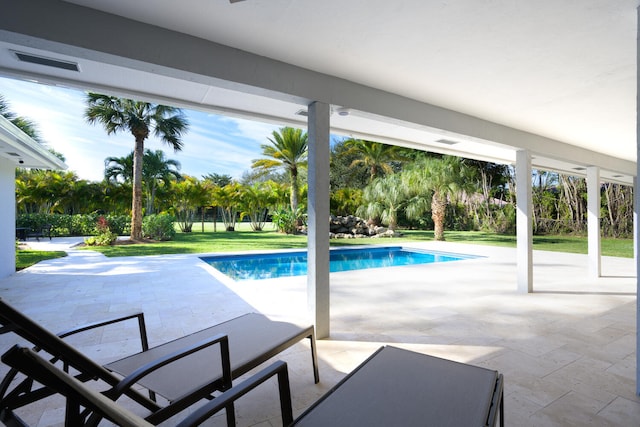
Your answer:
[0,298,318,426]
[179,345,504,427]
[3,345,503,427]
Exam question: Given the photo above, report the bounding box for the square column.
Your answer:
[307,101,331,339]
[636,171,640,397]
[0,158,15,279]
[636,5,640,396]
[587,166,601,278]
[516,150,533,293]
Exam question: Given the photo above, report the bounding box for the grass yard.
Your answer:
[15,221,632,270]
[80,222,634,258]
[15,249,67,270]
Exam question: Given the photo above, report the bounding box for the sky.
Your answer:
[0,76,287,182]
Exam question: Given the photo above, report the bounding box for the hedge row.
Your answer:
[16,214,131,237]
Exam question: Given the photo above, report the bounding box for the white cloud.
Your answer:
[0,77,284,182]
[221,115,281,143]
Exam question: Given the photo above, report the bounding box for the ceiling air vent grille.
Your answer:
[13,51,79,72]
[295,109,308,117]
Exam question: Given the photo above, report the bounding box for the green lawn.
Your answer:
[16,250,67,270]
[436,231,633,258]
[79,223,634,258]
[15,222,632,270]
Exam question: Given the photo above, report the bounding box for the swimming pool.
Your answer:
[201,246,479,281]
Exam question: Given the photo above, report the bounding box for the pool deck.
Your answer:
[1,238,638,426]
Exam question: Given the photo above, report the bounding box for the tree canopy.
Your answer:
[85,93,188,240]
[251,126,308,213]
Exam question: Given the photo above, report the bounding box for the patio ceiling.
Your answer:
[0,0,636,183]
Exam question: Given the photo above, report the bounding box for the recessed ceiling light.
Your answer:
[335,107,350,116]
[435,139,459,145]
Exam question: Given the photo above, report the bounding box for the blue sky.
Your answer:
[0,76,285,182]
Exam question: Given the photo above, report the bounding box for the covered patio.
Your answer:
[0,1,639,424]
[0,239,637,425]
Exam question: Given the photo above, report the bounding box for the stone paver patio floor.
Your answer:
[1,238,638,426]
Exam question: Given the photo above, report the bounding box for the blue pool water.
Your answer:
[201,246,479,281]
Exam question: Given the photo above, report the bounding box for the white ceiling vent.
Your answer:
[12,51,80,72]
[295,109,308,117]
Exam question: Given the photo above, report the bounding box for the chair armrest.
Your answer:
[106,333,232,401]
[175,360,294,427]
[57,312,150,352]
[2,346,155,427]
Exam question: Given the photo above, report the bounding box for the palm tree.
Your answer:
[210,182,243,231]
[142,149,181,214]
[102,180,133,215]
[238,183,277,231]
[104,153,134,183]
[263,180,291,211]
[251,127,308,212]
[330,187,364,217]
[344,139,408,183]
[405,155,473,241]
[15,170,78,214]
[359,174,412,231]
[104,150,181,214]
[85,93,188,240]
[202,173,233,187]
[169,176,210,232]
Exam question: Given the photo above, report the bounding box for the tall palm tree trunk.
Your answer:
[432,191,447,241]
[290,169,299,212]
[131,137,145,240]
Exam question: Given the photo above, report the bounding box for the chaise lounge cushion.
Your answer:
[105,313,318,402]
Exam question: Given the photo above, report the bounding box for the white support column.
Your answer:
[633,176,640,396]
[635,5,640,396]
[587,166,601,278]
[635,175,640,397]
[0,158,15,279]
[516,150,533,293]
[634,176,637,266]
[307,101,331,339]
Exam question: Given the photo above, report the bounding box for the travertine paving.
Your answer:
[0,238,637,426]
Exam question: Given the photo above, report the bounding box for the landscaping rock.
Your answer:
[328,215,401,238]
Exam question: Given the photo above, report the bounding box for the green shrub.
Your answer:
[84,216,117,246]
[17,214,130,237]
[142,214,176,241]
[70,214,98,236]
[84,233,117,246]
[16,213,61,235]
[106,215,130,235]
[272,208,306,234]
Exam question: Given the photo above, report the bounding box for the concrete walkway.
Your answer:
[1,238,638,426]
